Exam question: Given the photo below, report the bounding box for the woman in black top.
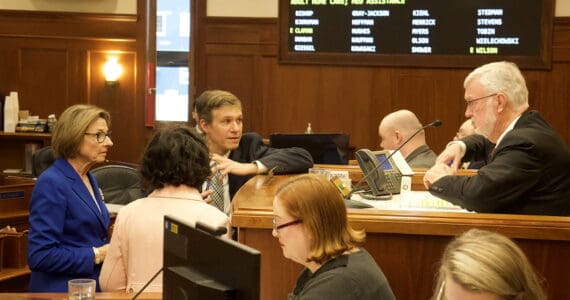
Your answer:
[272,174,395,300]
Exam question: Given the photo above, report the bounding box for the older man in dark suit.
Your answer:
[424,61,570,216]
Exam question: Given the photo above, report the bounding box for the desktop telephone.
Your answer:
[355,149,412,197]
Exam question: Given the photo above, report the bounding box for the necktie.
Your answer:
[488,146,497,162]
[210,170,225,212]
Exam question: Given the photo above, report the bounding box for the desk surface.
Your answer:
[0,292,161,300]
[232,174,570,240]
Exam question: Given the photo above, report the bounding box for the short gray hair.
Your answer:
[464,61,528,112]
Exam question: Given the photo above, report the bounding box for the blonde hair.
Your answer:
[433,229,546,300]
[275,174,365,264]
[52,104,111,159]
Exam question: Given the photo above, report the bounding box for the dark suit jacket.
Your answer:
[429,111,570,215]
[28,158,110,292]
[228,132,313,199]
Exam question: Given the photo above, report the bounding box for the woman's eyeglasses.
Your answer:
[272,219,302,232]
[84,131,112,143]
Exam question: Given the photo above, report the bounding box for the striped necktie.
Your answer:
[210,170,225,212]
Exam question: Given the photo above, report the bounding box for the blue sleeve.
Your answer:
[27,173,95,275]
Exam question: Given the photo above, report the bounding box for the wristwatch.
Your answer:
[93,247,102,264]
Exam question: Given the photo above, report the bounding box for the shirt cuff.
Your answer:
[446,141,467,157]
[254,161,268,174]
[93,247,102,265]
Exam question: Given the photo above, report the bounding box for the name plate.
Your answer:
[0,191,25,200]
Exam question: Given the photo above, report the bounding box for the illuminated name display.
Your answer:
[281,0,551,68]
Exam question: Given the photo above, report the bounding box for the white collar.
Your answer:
[495,114,522,146]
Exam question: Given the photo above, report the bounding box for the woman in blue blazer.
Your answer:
[28,104,113,292]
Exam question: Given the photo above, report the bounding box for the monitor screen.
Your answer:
[269,133,350,164]
[163,216,260,300]
[375,154,393,171]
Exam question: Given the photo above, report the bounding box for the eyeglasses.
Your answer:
[465,93,497,107]
[84,131,112,143]
[272,218,302,232]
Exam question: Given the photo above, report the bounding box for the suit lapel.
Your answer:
[55,159,109,230]
[89,172,110,228]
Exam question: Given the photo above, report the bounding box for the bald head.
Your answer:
[380,110,423,133]
[378,110,425,156]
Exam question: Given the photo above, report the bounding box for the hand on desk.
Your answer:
[423,163,455,189]
[210,153,259,178]
[435,143,463,171]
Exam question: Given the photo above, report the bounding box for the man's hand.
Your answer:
[423,163,455,189]
[211,153,259,178]
[435,143,464,171]
[200,189,213,204]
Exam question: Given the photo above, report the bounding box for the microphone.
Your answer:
[346,119,442,203]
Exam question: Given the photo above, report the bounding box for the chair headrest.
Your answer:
[32,146,56,177]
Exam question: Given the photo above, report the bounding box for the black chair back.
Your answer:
[32,146,56,177]
[91,165,145,205]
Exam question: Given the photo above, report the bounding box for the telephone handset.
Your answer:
[355,149,413,197]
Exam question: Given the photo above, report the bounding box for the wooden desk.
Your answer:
[0,176,34,223]
[0,292,161,299]
[0,176,123,292]
[232,174,570,300]
[0,176,34,292]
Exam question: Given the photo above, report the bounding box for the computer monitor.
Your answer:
[163,216,261,300]
[269,133,350,164]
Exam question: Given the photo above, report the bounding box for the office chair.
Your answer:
[31,146,56,177]
[91,165,145,205]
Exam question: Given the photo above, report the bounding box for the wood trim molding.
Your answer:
[0,10,137,41]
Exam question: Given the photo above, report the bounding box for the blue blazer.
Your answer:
[28,158,110,292]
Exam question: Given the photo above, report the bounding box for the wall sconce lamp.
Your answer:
[103,56,123,86]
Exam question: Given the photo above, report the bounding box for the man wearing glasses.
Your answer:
[423,61,570,216]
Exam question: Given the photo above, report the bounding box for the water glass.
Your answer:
[68,278,95,300]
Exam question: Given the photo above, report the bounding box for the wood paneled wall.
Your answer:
[0,6,152,166]
[195,3,570,153]
[0,4,569,166]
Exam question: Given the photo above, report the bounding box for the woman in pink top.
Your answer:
[99,126,229,293]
